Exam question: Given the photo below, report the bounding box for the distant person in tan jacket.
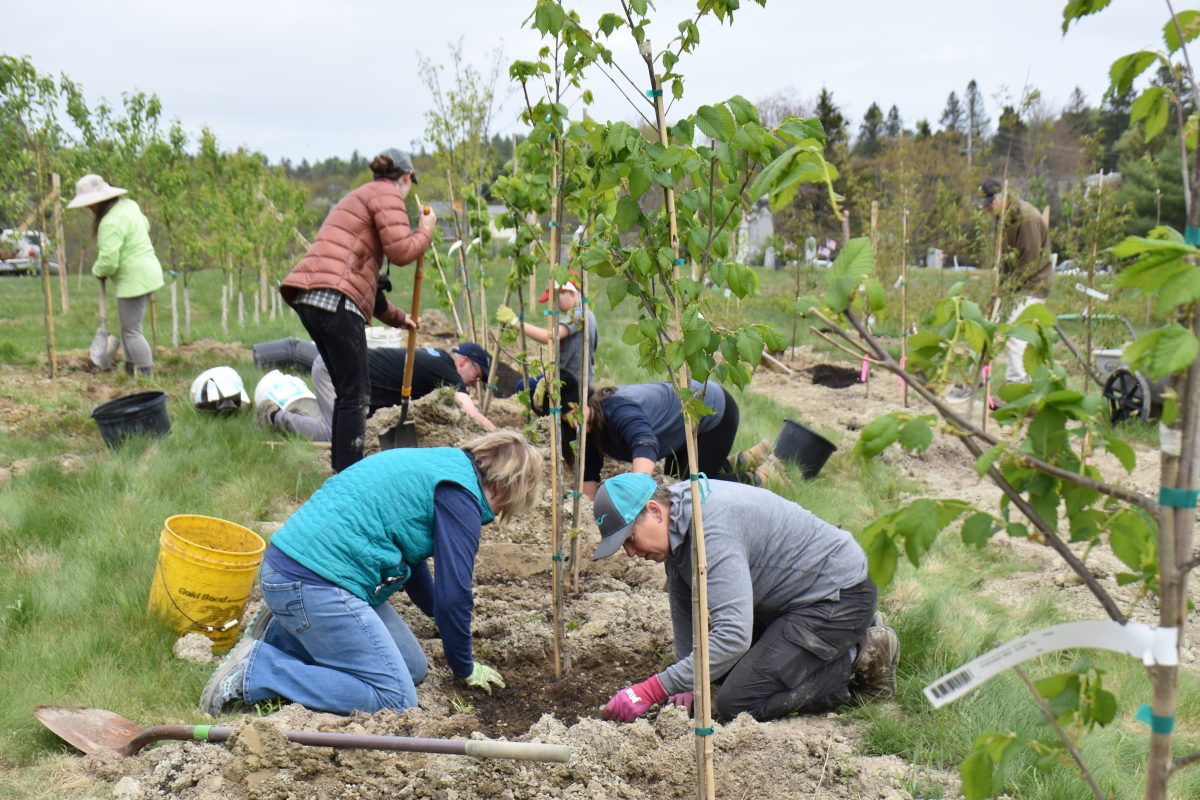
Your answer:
[979,177,1052,384]
[280,149,436,471]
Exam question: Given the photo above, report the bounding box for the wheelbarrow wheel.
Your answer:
[1104,368,1150,424]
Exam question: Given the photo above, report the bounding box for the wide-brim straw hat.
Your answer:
[67,174,128,209]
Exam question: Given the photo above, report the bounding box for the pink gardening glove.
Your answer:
[667,691,694,713]
[603,675,667,722]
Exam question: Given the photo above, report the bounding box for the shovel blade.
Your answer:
[34,706,142,756]
[90,330,121,370]
[379,420,418,450]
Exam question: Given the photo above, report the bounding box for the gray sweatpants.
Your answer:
[117,293,154,370]
[272,355,334,442]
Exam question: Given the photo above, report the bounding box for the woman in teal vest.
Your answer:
[67,174,165,376]
[200,430,543,716]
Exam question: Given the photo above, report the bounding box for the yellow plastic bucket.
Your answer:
[147,514,266,653]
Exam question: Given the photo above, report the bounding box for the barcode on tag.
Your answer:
[925,668,975,705]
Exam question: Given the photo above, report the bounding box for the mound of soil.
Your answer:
[806,363,861,389]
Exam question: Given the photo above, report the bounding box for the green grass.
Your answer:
[0,262,1193,800]
[852,535,1200,799]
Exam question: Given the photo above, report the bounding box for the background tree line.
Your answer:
[3,50,1179,284]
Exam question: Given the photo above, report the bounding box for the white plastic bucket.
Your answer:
[254,370,320,418]
[365,326,403,350]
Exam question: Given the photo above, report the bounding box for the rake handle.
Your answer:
[128,725,570,762]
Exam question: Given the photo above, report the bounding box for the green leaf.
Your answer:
[1062,0,1113,33]
[695,104,736,142]
[1109,509,1155,572]
[778,116,827,146]
[1026,408,1068,459]
[736,326,765,364]
[864,528,899,587]
[607,277,628,308]
[1131,86,1170,141]
[727,94,758,125]
[1110,50,1162,96]
[615,195,641,231]
[628,161,652,198]
[898,418,933,452]
[1123,324,1200,380]
[1165,9,1200,52]
[1090,686,1118,725]
[620,322,643,346]
[857,414,900,458]
[1034,672,1074,699]
[865,279,887,312]
[960,749,994,800]
[1013,301,1054,326]
[975,443,1004,478]
[1101,434,1136,473]
[825,237,874,310]
[961,513,996,547]
[897,500,941,566]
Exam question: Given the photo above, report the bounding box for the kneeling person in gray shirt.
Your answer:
[591,473,899,722]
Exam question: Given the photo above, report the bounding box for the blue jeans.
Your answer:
[242,565,428,714]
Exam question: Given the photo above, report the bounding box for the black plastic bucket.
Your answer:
[252,337,318,373]
[773,419,837,479]
[91,391,171,449]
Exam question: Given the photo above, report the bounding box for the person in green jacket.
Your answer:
[200,429,544,716]
[68,174,165,376]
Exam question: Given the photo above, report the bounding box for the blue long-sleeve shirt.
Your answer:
[420,482,482,678]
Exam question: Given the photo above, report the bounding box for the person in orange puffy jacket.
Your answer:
[280,149,436,471]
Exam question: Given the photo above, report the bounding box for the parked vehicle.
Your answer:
[0,230,59,276]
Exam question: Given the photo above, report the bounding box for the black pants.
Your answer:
[295,301,368,473]
[715,578,878,721]
[664,388,741,482]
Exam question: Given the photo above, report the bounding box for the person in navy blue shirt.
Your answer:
[573,380,742,500]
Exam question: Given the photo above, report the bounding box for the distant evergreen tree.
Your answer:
[914,119,932,140]
[940,91,964,135]
[1097,89,1134,172]
[815,87,848,149]
[885,105,903,139]
[993,104,1027,171]
[1116,134,1187,234]
[965,79,990,156]
[855,102,885,157]
[1062,86,1092,135]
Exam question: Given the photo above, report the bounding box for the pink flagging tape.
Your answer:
[860,358,869,382]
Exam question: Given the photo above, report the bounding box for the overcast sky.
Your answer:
[3,0,1170,164]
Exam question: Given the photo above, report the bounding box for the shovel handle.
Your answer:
[400,210,429,401]
[98,278,107,325]
[130,725,569,762]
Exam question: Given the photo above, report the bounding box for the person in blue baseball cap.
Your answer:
[592,473,898,723]
[260,341,497,442]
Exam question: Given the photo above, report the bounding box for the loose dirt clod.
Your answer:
[172,633,215,664]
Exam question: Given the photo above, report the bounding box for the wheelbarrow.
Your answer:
[1094,349,1166,424]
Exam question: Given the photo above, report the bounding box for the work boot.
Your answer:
[199,638,254,716]
[256,400,281,429]
[734,438,773,474]
[849,624,900,703]
[750,455,795,491]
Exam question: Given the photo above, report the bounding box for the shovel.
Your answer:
[89,278,120,370]
[379,207,430,451]
[34,705,570,762]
